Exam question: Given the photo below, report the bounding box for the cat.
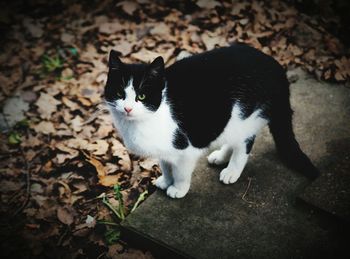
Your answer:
[104,43,319,198]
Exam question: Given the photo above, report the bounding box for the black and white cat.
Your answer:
[105,43,319,198]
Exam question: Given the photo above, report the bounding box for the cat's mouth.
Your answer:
[123,112,137,120]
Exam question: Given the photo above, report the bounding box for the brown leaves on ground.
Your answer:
[0,0,349,258]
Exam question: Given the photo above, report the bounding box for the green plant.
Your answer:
[8,131,21,145]
[99,185,148,244]
[101,187,125,221]
[7,119,29,145]
[104,227,121,245]
[41,54,63,74]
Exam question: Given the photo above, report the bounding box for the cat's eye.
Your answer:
[137,94,146,101]
[117,92,123,98]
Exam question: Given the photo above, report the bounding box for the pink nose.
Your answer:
[124,107,132,113]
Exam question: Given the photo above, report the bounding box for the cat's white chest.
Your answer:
[110,102,177,159]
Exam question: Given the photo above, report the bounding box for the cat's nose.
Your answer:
[124,107,133,113]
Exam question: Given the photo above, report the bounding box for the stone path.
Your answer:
[121,69,350,258]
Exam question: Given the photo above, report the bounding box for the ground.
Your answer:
[0,0,349,258]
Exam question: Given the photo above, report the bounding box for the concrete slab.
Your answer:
[121,69,350,258]
[299,139,350,221]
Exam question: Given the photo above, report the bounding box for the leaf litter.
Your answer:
[0,0,349,258]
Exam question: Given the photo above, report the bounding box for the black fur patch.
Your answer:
[165,43,286,148]
[173,129,189,150]
[245,135,256,154]
[105,54,165,112]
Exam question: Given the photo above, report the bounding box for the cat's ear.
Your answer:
[148,56,164,77]
[109,50,123,70]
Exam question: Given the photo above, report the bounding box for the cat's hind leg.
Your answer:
[220,136,255,184]
[207,144,232,165]
[155,160,173,190]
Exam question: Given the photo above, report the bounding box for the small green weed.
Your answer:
[39,47,78,79]
[99,184,148,244]
[7,119,29,145]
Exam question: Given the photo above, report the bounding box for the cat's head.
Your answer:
[105,50,165,120]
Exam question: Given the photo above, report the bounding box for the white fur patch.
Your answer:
[109,93,267,198]
[209,102,268,184]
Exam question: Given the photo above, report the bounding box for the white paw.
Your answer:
[207,150,228,165]
[219,168,240,184]
[155,175,172,190]
[166,185,189,198]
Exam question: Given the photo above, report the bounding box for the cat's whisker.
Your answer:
[82,103,110,125]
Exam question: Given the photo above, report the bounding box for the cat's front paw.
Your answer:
[166,185,189,198]
[155,175,172,190]
[219,168,241,184]
[207,150,229,165]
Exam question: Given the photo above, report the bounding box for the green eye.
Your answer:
[117,91,123,98]
[138,94,146,101]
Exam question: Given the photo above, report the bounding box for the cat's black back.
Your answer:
[165,43,289,148]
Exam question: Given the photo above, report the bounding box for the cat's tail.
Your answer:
[268,95,319,179]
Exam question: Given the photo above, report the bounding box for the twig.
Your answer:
[57,226,70,246]
[241,177,256,205]
[97,252,106,259]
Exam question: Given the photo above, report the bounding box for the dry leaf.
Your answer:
[115,40,133,56]
[61,32,75,44]
[139,158,158,171]
[65,138,89,149]
[131,48,161,63]
[62,96,80,110]
[150,22,171,36]
[84,153,120,187]
[86,140,109,155]
[99,22,125,34]
[111,139,131,171]
[33,121,56,134]
[196,0,221,9]
[99,174,121,187]
[57,206,75,225]
[201,32,227,50]
[3,96,29,127]
[117,1,138,15]
[23,18,44,38]
[21,134,42,148]
[70,115,84,132]
[35,92,60,119]
[231,2,248,16]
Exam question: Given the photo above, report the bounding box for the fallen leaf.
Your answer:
[196,0,221,9]
[21,134,42,148]
[23,18,44,38]
[201,32,227,50]
[33,121,56,134]
[84,153,120,187]
[131,48,161,63]
[111,139,131,171]
[150,22,171,36]
[57,206,75,225]
[117,1,138,15]
[70,115,84,132]
[3,96,29,127]
[139,158,158,171]
[115,40,133,56]
[87,140,109,155]
[62,96,80,110]
[61,32,75,44]
[35,92,60,119]
[99,22,125,34]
